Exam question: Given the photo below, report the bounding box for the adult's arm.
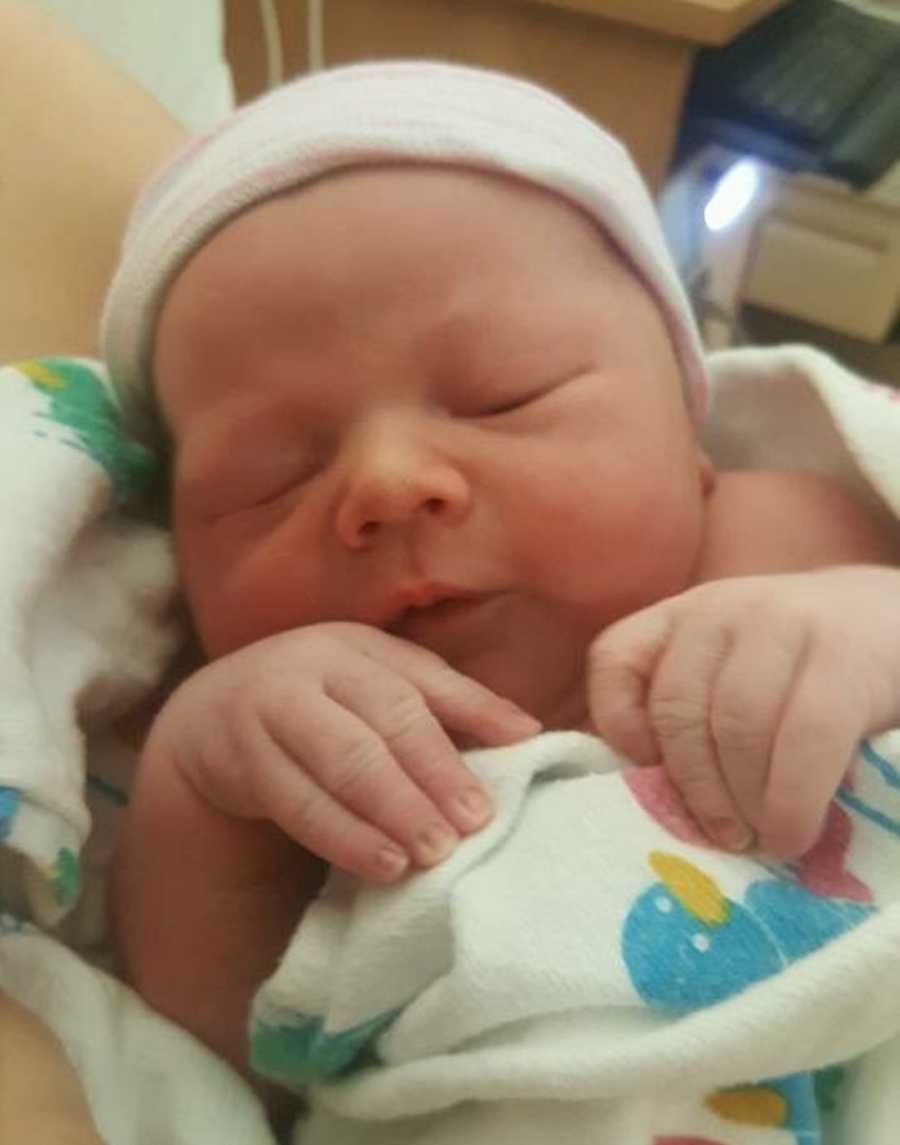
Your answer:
[0,1,185,361]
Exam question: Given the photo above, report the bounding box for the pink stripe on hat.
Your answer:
[101,61,707,435]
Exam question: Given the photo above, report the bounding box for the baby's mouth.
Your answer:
[383,581,481,629]
[389,589,499,645]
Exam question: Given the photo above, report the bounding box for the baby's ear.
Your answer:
[697,450,717,497]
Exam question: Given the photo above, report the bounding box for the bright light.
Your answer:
[703,159,762,231]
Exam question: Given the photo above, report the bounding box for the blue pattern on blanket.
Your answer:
[622,857,870,1144]
[0,787,20,841]
[619,736,900,1145]
[0,782,81,910]
[837,740,900,838]
[623,854,874,1013]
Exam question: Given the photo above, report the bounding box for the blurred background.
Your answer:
[22,0,900,383]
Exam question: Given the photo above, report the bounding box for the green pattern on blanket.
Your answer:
[250,1007,399,1083]
[814,1065,846,1114]
[50,847,80,908]
[12,357,157,500]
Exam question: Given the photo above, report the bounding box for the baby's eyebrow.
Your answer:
[210,394,303,438]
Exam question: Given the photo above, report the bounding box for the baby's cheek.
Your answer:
[194,595,273,659]
[202,578,304,658]
[175,528,286,656]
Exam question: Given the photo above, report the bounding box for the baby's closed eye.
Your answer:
[181,435,330,519]
[457,363,594,421]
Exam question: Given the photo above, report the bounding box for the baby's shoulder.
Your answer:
[698,469,900,581]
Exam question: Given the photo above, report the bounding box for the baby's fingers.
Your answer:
[708,621,806,835]
[590,604,753,850]
[646,617,755,850]
[259,683,488,876]
[588,604,673,767]
[349,629,542,747]
[328,669,497,844]
[762,643,863,859]
[248,735,413,882]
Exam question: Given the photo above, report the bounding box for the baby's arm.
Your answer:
[695,468,900,582]
[114,623,538,1072]
[114,735,322,1074]
[589,470,900,858]
[0,990,104,1145]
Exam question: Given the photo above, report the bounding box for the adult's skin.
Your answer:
[0,5,185,1139]
[0,991,104,1145]
[0,1,185,361]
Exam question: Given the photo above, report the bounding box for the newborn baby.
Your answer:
[96,62,900,1138]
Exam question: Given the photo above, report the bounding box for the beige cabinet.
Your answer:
[226,0,788,191]
[743,172,900,342]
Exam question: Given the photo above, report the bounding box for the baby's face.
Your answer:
[155,167,711,727]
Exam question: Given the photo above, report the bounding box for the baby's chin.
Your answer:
[513,658,588,727]
[450,665,589,750]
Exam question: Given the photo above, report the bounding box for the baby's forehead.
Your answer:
[232,161,618,236]
[181,162,640,306]
[160,163,647,351]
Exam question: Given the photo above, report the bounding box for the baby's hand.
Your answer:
[588,566,900,858]
[149,622,540,881]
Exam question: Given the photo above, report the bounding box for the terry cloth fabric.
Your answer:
[0,925,279,1145]
[100,60,708,437]
[0,356,278,1145]
[249,345,900,1145]
[0,356,179,935]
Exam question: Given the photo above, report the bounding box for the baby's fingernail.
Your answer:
[375,844,410,880]
[707,818,754,852]
[453,787,493,830]
[413,825,459,867]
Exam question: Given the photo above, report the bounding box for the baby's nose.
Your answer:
[335,436,470,549]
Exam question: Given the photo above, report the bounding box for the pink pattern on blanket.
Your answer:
[622,766,707,845]
[623,765,872,902]
[654,1137,727,1144]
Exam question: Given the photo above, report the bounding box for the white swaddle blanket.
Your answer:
[1,344,900,1145]
[260,734,900,1145]
[247,345,900,1145]
[0,357,277,1144]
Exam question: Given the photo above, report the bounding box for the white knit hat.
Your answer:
[101,60,707,435]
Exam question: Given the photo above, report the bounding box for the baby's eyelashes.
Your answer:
[463,365,592,421]
[473,389,541,418]
[191,450,332,519]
